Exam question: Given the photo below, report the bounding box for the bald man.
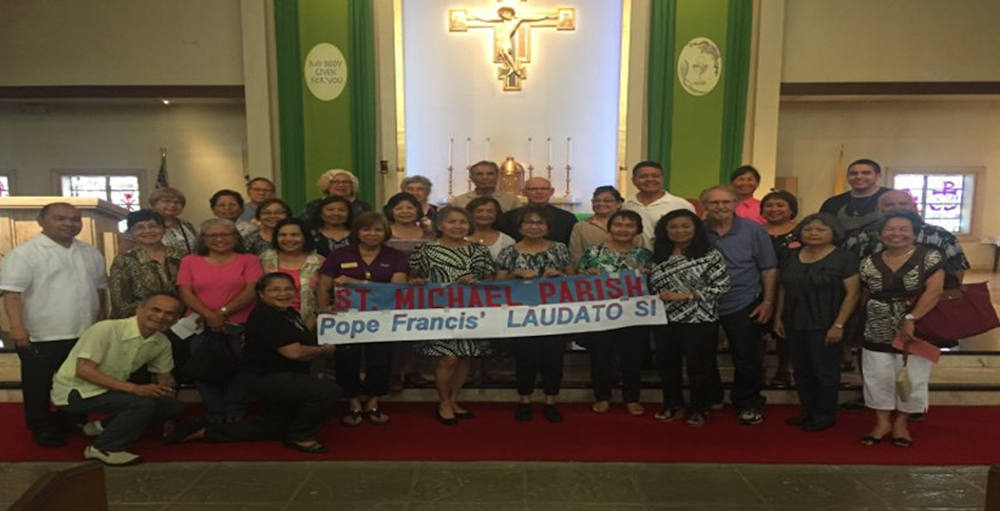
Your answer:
[499,177,578,244]
[844,189,969,289]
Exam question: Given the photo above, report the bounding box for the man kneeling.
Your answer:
[51,293,185,466]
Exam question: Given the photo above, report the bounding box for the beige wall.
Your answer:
[776,98,1000,269]
[782,0,1000,83]
[0,0,244,86]
[0,102,248,224]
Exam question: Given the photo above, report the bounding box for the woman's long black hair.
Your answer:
[651,209,713,263]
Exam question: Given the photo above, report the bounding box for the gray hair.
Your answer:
[316,169,359,196]
[698,185,739,204]
[196,218,245,255]
[400,175,433,192]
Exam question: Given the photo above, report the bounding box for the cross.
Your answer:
[449,2,576,91]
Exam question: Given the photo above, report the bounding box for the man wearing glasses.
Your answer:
[499,177,577,244]
[623,161,695,249]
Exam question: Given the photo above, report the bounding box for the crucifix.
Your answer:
[449,2,576,91]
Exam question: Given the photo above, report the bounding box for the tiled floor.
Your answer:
[0,461,990,510]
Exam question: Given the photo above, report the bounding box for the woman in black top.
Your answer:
[774,213,860,432]
[761,190,801,388]
[167,273,340,453]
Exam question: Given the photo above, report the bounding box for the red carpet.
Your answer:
[1,403,997,465]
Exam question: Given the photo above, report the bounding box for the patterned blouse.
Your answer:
[162,220,198,254]
[108,246,186,319]
[408,241,496,283]
[859,246,943,351]
[313,231,352,258]
[258,249,325,319]
[577,244,651,273]
[846,223,968,289]
[496,242,571,274]
[242,230,273,255]
[647,249,731,323]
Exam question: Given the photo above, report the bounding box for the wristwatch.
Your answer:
[832,323,844,329]
[903,313,916,321]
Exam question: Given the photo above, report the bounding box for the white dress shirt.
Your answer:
[624,191,696,249]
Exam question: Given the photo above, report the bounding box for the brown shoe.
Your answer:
[625,402,645,416]
[591,401,610,414]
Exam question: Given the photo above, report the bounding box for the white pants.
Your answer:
[862,348,932,414]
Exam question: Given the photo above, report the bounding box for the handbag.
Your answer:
[185,328,241,384]
[895,350,912,402]
[915,282,1000,347]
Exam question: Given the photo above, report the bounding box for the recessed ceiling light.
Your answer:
[161,99,171,105]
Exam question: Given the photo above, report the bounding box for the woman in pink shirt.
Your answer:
[731,166,766,225]
[178,218,263,423]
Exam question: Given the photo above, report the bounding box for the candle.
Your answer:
[465,137,471,169]
[528,137,533,166]
[448,137,454,168]
[484,137,491,161]
[546,137,552,166]
[566,137,572,167]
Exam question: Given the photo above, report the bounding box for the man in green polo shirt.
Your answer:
[51,292,185,466]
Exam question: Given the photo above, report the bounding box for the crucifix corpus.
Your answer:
[449,2,576,91]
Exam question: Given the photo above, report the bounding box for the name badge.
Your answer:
[340,262,359,269]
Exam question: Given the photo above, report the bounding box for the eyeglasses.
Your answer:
[259,210,287,216]
[248,187,273,193]
[592,199,620,204]
[204,233,236,240]
[330,180,354,185]
[524,187,551,193]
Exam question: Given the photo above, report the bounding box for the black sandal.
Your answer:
[341,409,363,427]
[859,434,883,446]
[364,408,390,425]
[283,439,328,454]
[892,437,913,447]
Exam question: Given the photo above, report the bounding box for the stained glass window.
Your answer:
[60,175,141,231]
[892,173,973,235]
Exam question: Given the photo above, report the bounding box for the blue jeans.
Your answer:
[787,328,841,424]
[189,328,247,422]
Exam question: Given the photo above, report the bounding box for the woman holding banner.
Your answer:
[317,213,408,426]
[577,209,651,415]
[496,206,575,423]
[648,209,731,427]
[408,206,497,425]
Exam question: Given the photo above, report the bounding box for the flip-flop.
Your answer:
[892,437,913,447]
[859,434,883,446]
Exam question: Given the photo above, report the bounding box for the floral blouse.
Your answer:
[577,244,651,273]
[496,242,571,274]
[162,220,198,254]
[108,246,186,318]
[258,249,325,319]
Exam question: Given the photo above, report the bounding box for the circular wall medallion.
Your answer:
[304,43,347,101]
[677,37,722,96]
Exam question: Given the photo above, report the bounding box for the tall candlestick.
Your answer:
[484,137,491,161]
[527,137,534,178]
[546,137,553,181]
[465,137,471,169]
[566,137,572,167]
[448,137,454,168]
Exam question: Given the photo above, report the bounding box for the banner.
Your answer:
[318,296,665,345]
[329,272,649,312]
[317,272,664,344]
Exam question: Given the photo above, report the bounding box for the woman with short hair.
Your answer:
[760,189,801,388]
[210,189,257,240]
[400,175,438,223]
[258,218,324,330]
[730,166,765,225]
[774,213,860,432]
[467,196,514,259]
[166,272,340,454]
[109,209,185,319]
[648,209,731,427]
[857,211,944,447]
[408,206,496,425]
[568,186,627,267]
[303,169,372,221]
[149,187,197,253]
[177,218,263,423]
[318,212,408,425]
[577,209,651,415]
[384,192,435,255]
[243,198,291,255]
[496,206,574,423]
[310,195,354,258]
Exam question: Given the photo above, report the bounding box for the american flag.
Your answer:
[156,147,168,188]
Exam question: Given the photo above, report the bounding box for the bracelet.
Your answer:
[832,323,844,329]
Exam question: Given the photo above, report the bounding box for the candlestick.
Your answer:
[527,137,534,178]
[546,137,553,181]
[484,137,491,161]
[566,137,572,167]
[448,137,454,168]
[465,137,471,169]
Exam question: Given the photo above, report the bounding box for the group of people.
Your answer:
[0,157,967,466]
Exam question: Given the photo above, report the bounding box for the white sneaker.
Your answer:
[81,420,104,437]
[84,445,142,466]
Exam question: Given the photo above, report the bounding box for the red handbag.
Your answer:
[915,282,1000,347]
